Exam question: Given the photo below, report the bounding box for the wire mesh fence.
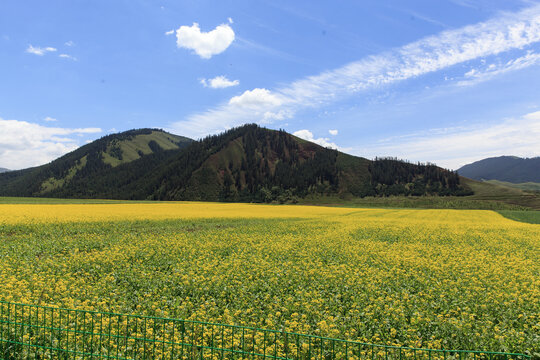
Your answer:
[0,301,530,360]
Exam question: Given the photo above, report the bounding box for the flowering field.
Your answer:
[0,203,538,355]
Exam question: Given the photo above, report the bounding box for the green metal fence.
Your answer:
[0,301,530,360]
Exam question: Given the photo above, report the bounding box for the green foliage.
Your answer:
[147,140,163,153]
[369,158,471,197]
[109,144,123,160]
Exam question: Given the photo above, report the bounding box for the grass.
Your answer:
[0,197,132,204]
[460,178,540,209]
[498,210,540,224]
[102,130,186,167]
[299,194,530,210]
[485,179,540,192]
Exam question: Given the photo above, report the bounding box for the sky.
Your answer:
[1,0,540,170]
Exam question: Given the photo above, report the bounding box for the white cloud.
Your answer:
[228,17,234,24]
[523,110,540,120]
[43,116,57,122]
[26,45,57,56]
[293,130,313,140]
[175,22,235,59]
[64,40,74,46]
[293,129,339,149]
[200,75,239,89]
[170,4,540,138]
[165,29,174,36]
[458,51,540,86]
[59,53,77,61]
[329,129,338,136]
[352,110,540,170]
[229,88,283,108]
[262,110,291,123]
[0,118,101,170]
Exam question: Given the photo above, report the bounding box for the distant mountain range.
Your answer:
[458,156,540,184]
[0,125,470,201]
[0,168,9,173]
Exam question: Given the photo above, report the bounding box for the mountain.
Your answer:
[0,124,469,201]
[0,128,193,197]
[0,168,9,173]
[458,156,540,183]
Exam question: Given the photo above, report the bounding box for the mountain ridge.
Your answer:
[0,125,470,202]
[0,128,193,197]
[458,156,540,183]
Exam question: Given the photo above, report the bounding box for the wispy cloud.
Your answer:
[43,116,57,122]
[0,118,101,170]
[170,4,540,138]
[387,5,449,28]
[448,0,480,9]
[200,75,239,89]
[407,11,448,28]
[352,110,540,169]
[234,37,307,65]
[26,45,57,56]
[59,53,77,61]
[457,51,540,86]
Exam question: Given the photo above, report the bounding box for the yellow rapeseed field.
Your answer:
[0,202,538,355]
[0,202,355,224]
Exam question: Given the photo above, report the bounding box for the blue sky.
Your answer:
[1,0,540,170]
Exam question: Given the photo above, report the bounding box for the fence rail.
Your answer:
[0,301,530,360]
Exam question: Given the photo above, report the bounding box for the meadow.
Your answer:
[0,202,538,356]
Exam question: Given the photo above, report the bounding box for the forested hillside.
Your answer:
[0,129,192,197]
[0,124,470,201]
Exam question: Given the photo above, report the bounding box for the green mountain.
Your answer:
[0,124,469,201]
[458,156,540,183]
[0,128,193,197]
